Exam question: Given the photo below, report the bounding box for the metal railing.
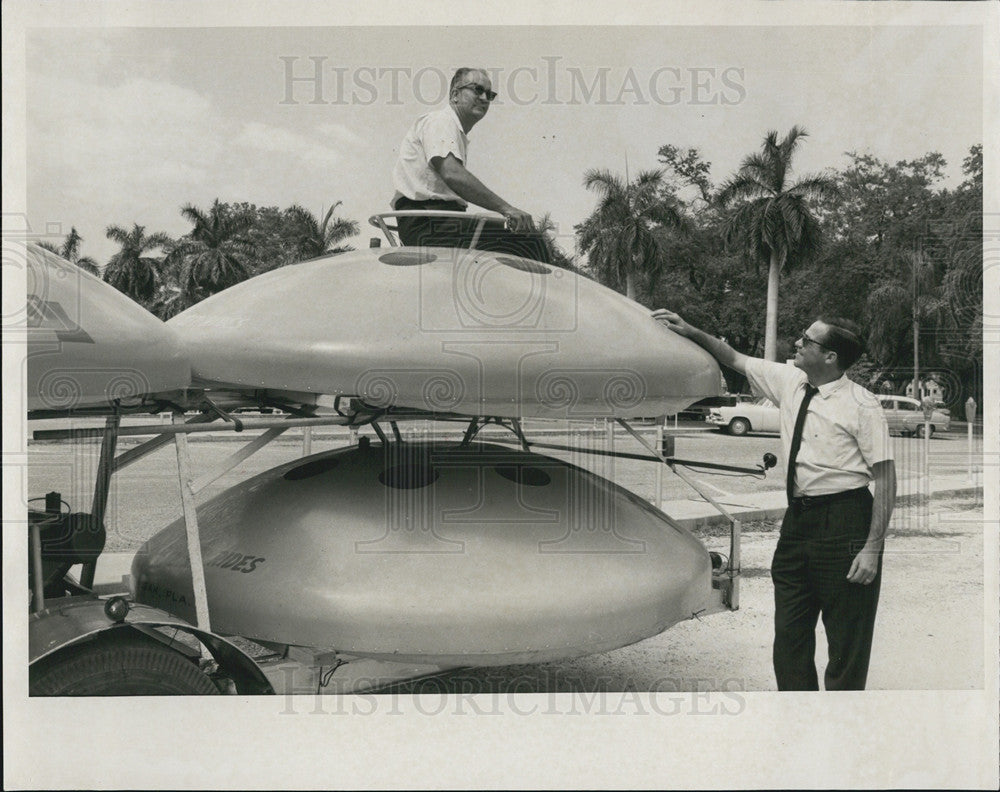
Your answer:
[368,210,506,248]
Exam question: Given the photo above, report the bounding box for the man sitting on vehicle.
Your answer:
[390,67,550,263]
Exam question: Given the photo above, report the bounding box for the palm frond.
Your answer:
[786,174,840,202]
[583,169,626,199]
[75,256,100,276]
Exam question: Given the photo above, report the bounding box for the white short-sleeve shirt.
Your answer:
[745,358,893,497]
[391,105,469,207]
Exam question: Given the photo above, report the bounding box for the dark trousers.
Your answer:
[771,488,881,690]
[393,197,551,264]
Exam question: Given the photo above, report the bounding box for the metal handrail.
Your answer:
[368,210,506,248]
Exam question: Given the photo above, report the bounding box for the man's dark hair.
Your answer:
[450,67,484,93]
[817,316,865,369]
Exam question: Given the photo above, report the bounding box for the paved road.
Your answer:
[23,417,984,551]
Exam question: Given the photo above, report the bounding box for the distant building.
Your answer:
[905,378,944,402]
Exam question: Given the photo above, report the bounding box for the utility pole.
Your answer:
[911,251,921,401]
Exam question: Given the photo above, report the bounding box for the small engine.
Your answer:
[28,491,106,603]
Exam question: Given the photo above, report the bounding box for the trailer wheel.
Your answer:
[30,631,220,696]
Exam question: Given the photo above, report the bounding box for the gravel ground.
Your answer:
[25,422,986,692]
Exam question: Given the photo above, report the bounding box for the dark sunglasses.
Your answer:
[799,329,832,351]
[457,82,497,101]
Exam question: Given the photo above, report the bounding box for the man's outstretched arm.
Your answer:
[432,154,535,232]
[652,309,751,375]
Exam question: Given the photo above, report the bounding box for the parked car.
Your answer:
[708,392,952,438]
[876,394,950,437]
[706,397,779,436]
[677,394,744,421]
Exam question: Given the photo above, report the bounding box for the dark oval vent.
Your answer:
[494,464,552,487]
[283,457,340,481]
[494,256,551,275]
[379,251,437,267]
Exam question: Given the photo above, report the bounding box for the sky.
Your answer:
[19,12,987,266]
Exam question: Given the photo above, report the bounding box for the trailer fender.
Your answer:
[29,597,273,694]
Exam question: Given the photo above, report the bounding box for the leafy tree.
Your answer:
[657,144,713,204]
[103,223,171,303]
[577,168,684,300]
[821,151,946,255]
[816,148,979,406]
[219,203,292,274]
[640,138,981,406]
[932,144,983,407]
[717,126,838,360]
[173,199,255,299]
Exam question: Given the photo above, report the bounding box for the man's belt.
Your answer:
[790,485,870,510]
[393,196,466,212]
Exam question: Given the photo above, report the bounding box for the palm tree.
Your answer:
[285,201,359,261]
[103,223,171,303]
[174,199,254,298]
[718,126,838,360]
[577,168,683,300]
[536,212,578,272]
[147,252,196,320]
[38,227,100,275]
[866,249,943,386]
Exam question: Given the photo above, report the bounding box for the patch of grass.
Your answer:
[737,567,772,578]
[693,518,779,538]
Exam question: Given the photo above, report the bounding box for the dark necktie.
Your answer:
[786,384,819,503]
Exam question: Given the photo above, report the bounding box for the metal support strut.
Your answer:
[80,414,120,589]
[615,418,741,608]
[172,412,212,632]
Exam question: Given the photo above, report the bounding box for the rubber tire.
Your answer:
[30,631,220,696]
[916,424,934,439]
[728,418,751,436]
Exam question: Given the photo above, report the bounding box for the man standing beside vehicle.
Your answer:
[652,310,896,690]
[390,67,550,262]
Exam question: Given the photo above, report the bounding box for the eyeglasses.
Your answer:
[457,83,497,101]
[799,330,832,351]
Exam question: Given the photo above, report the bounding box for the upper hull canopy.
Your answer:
[24,244,190,414]
[131,441,712,665]
[167,247,721,419]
